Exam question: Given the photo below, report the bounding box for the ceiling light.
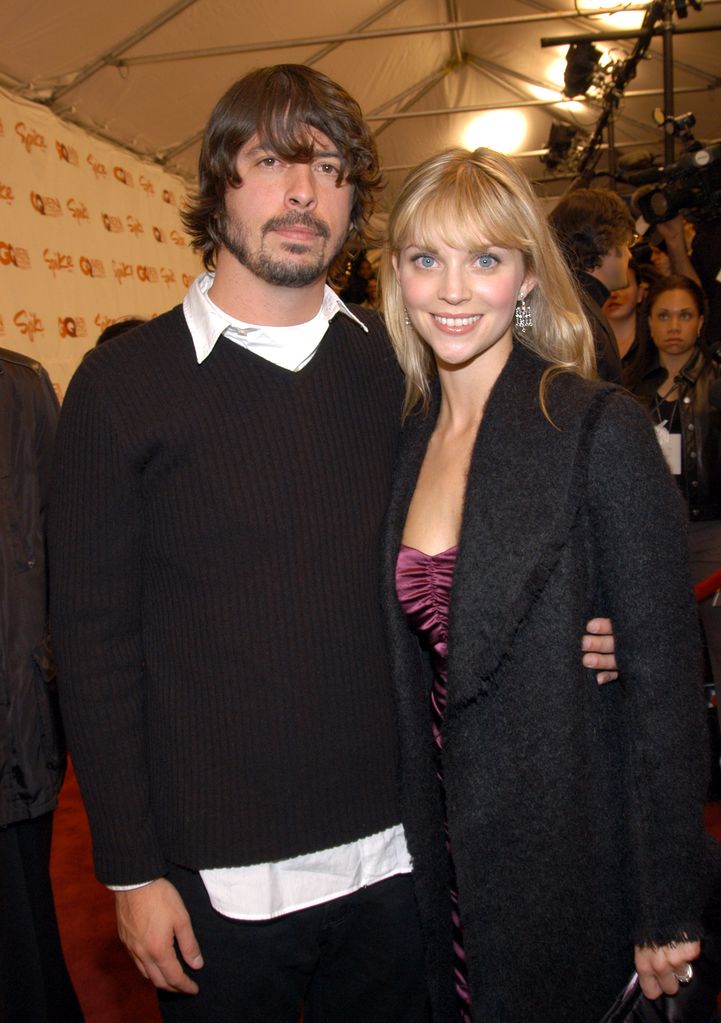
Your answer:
[575,0,651,30]
[461,110,528,154]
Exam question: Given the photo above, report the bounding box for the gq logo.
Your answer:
[0,242,31,269]
[102,213,124,233]
[30,192,63,217]
[79,256,106,278]
[56,141,79,165]
[58,317,87,339]
[113,166,134,187]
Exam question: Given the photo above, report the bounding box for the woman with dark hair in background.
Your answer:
[631,274,721,720]
[602,258,656,377]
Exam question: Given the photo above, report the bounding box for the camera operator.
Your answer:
[627,115,721,349]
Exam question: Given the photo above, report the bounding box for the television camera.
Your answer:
[621,112,721,226]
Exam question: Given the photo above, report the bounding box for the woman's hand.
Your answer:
[634,940,700,999]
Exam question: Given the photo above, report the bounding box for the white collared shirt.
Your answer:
[112,275,411,919]
[183,271,367,370]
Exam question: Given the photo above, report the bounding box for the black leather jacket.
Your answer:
[0,347,65,826]
[633,346,721,521]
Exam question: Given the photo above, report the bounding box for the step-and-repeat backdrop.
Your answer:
[0,88,202,398]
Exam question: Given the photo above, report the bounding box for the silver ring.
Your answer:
[673,963,693,984]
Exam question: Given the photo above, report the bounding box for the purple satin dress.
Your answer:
[396,544,472,1023]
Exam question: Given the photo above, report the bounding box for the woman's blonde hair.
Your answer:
[379,148,596,417]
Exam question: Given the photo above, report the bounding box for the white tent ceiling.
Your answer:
[2,0,720,213]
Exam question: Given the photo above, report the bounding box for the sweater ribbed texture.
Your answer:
[49,305,404,885]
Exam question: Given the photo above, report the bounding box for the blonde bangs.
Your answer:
[392,162,531,262]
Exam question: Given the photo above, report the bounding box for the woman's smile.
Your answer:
[432,313,482,332]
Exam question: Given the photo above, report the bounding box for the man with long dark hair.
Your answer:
[50,65,428,1023]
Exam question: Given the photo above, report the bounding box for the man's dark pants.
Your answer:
[158,866,430,1023]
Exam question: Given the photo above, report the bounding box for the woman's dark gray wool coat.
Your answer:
[381,343,708,1023]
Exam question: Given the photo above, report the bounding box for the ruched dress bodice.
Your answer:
[395,545,454,756]
[396,544,471,1023]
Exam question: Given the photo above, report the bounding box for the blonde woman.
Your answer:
[379,149,706,1022]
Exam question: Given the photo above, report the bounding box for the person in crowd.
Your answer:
[549,186,637,383]
[379,148,706,1023]
[602,257,655,370]
[650,238,673,278]
[83,318,147,362]
[95,317,146,346]
[48,65,617,1023]
[340,252,376,304]
[657,214,721,351]
[630,274,721,720]
[361,274,379,309]
[0,348,83,1023]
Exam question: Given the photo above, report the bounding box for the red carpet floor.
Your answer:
[51,760,721,1022]
[50,760,161,1022]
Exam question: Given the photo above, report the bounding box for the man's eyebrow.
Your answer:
[244,144,275,158]
[243,143,343,161]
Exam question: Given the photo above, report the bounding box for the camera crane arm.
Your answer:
[573,0,666,187]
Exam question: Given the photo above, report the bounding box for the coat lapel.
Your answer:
[447,345,612,706]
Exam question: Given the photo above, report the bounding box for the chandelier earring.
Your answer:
[404,307,412,327]
[515,292,533,331]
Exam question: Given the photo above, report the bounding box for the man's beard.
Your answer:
[218,210,344,288]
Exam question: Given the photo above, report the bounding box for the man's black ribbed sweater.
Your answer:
[49,304,404,885]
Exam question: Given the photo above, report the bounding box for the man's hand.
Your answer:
[635,940,700,999]
[655,216,702,285]
[655,214,687,250]
[582,617,618,684]
[115,878,203,994]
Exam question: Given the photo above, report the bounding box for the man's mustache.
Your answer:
[262,212,331,240]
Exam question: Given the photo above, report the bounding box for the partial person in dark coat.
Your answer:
[603,257,656,378]
[0,348,83,1023]
[549,186,637,384]
[379,148,707,1023]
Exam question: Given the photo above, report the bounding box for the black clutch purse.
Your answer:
[600,973,645,1023]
